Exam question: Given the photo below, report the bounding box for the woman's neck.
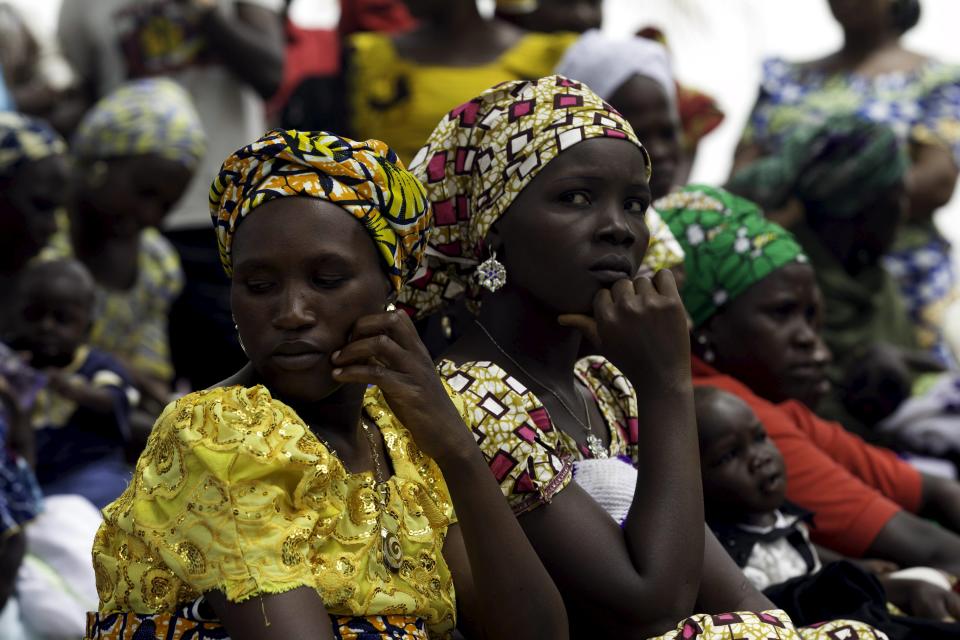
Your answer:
[469,286,584,392]
[839,28,900,64]
[70,217,141,290]
[278,382,370,456]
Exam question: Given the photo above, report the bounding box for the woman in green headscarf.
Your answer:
[728,114,939,432]
[660,184,960,585]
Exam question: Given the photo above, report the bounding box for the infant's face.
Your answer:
[698,390,787,523]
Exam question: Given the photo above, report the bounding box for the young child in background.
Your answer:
[6,259,136,509]
[696,385,960,629]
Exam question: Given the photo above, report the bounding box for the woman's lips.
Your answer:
[270,340,326,371]
[589,255,635,284]
[589,269,633,284]
[271,351,325,370]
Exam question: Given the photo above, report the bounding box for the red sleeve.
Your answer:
[778,400,923,513]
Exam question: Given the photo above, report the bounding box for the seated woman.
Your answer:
[46,78,205,441]
[733,0,960,372]
[84,130,567,640]
[399,75,882,639]
[728,114,939,431]
[657,183,960,576]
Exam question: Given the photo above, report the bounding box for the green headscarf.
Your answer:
[727,113,909,219]
[657,185,807,327]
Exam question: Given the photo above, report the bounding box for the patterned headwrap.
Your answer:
[727,113,908,220]
[210,129,431,291]
[72,78,206,170]
[657,185,807,328]
[399,75,650,319]
[640,207,685,276]
[0,112,66,181]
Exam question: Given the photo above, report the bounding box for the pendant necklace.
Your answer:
[317,419,403,571]
[475,320,608,459]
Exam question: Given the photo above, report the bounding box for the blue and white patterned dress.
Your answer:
[742,57,960,365]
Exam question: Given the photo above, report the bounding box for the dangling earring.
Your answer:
[475,249,507,293]
[385,302,397,312]
[234,321,248,357]
[696,333,715,363]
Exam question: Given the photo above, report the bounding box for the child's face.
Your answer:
[13,275,91,368]
[698,390,787,523]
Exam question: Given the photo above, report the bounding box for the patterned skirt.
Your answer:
[650,609,888,640]
[85,599,430,640]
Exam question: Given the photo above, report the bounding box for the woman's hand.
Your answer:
[558,270,691,391]
[331,310,472,464]
[843,342,944,426]
[880,576,960,622]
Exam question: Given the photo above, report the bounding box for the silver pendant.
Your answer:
[586,433,608,459]
[381,527,402,572]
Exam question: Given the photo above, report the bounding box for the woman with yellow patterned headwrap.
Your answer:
[43,78,207,436]
[85,129,569,640]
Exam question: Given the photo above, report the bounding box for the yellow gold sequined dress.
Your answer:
[86,384,458,639]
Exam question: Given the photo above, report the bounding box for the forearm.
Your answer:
[696,528,773,613]
[197,4,284,98]
[622,386,703,615]
[906,146,958,221]
[921,474,960,533]
[54,381,115,414]
[869,510,960,574]
[436,444,567,640]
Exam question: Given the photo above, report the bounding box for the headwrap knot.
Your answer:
[658,185,807,327]
[210,129,431,291]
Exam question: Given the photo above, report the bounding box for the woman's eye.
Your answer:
[768,303,795,319]
[560,191,591,206]
[245,281,274,293]
[313,276,346,289]
[625,199,648,214]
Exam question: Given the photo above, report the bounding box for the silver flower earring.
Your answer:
[475,249,507,293]
[385,302,397,312]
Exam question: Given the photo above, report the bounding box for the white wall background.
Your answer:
[15,0,960,241]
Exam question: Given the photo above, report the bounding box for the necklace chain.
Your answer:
[318,416,402,571]
[360,419,386,483]
[474,320,608,458]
